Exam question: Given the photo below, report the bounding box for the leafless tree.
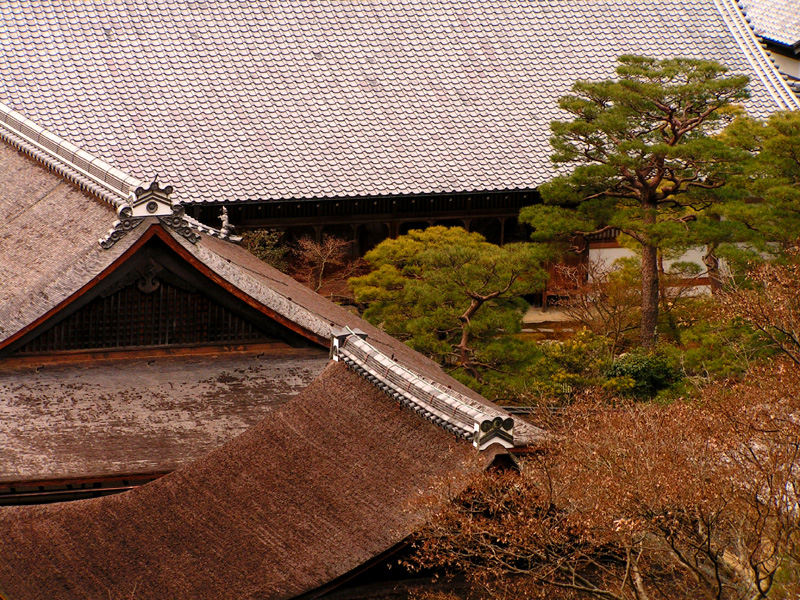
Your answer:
[721,256,800,365]
[549,259,641,356]
[290,235,365,300]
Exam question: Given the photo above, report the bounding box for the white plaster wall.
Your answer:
[588,246,634,269]
[589,246,707,272]
[588,246,712,296]
[771,52,800,79]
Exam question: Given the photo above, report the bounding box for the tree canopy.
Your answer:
[520,55,750,347]
[410,363,800,599]
[241,229,288,271]
[719,111,800,259]
[349,226,547,385]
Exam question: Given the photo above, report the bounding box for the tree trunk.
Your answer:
[641,242,659,349]
[703,244,723,294]
[458,299,482,379]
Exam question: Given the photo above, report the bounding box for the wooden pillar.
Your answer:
[351,224,361,256]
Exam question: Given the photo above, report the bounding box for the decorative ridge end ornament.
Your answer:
[475,417,515,450]
[220,206,232,236]
[330,328,515,450]
[99,179,199,248]
[131,176,174,218]
[172,206,242,244]
[158,205,201,244]
[98,203,145,249]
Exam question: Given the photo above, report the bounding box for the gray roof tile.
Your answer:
[740,0,800,47]
[0,0,796,204]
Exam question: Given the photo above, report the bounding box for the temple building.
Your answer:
[1,1,799,597]
[0,105,543,598]
[0,0,797,252]
[740,0,800,83]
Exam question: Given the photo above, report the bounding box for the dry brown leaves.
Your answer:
[411,363,800,600]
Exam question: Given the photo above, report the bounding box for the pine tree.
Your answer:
[720,111,800,258]
[350,226,547,381]
[520,55,750,348]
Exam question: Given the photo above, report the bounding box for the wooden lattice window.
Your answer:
[15,279,276,354]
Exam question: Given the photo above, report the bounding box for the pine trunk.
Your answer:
[458,299,482,380]
[703,245,723,294]
[641,243,659,349]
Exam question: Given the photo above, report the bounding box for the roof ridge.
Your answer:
[718,0,800,108]
[0,105,243,245]
[332,328,516,450]
[183,213,243,243]
[0,102,142,208]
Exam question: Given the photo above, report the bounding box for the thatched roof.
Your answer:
[168,232,545,445]
[0,117,545,598]
[0,130,544,492]
[0,362,489,600]
[0,139,141,347]
[0,349,328,484]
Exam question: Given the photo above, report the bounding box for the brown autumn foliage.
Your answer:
[549,257,704,356]
[549,260,641,356]
[720,257,800,366]
[409,364,800,600]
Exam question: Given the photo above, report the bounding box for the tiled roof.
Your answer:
[0,102,139,209]
[0,101,242,240]
[0,136,546,447]
[0,1,797,205]
[740,0,800,48]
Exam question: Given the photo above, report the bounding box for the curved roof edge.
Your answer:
[167,232,548,446]
[719,0,800,107]
[0,102,141,208]
[333,329,517,449]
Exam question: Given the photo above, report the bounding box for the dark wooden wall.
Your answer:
[191,189,539,253]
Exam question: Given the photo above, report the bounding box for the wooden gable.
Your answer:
[2,225,321,358]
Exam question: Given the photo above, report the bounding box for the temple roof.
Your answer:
[0,55,551,595]
[0,0,797,205]
[0,128,545,488]
[0,123,545,595]
[740,0,800,49]
[0,362,491,600]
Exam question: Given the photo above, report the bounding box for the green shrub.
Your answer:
[605,351,681,399]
